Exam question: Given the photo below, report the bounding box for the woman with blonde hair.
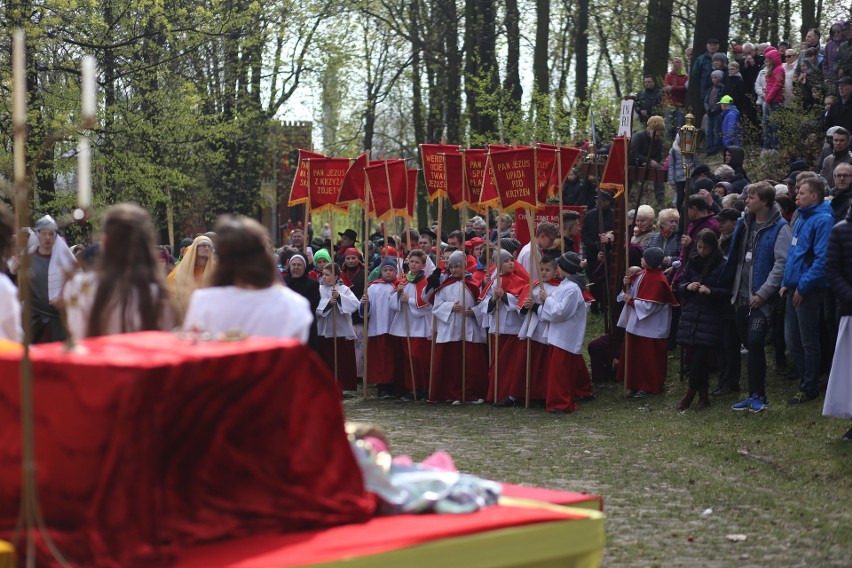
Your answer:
[64,204,177,340]
[629,115,666,203]
[631,205,657,249]
[167,234,215,316]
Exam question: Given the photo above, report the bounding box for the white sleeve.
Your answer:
[432,291,455,323]
[633,299,666,320]
[540,288,580,323]
[336,286,360,315]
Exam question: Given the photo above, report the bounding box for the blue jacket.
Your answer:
[721,106,742,147]
[782,201,834,295]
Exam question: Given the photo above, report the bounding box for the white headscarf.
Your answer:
[27,217,79,301]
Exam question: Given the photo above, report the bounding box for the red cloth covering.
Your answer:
[318,337,358,390]
[365,334,400,385]
[499,483,603,511]
[525,339,550,400]
[400,336,431,392]
[633,267,679,306]
[545,347,592,413]
[479,263,530,301]
[487,335,528,401]
[429,342,489,402]
[171,503,590,568]
[0,332,375,567]
[616,334,669,394]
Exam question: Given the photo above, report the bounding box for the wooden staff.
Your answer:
[304,159,311,256]
[493,231,501,404]
[484,205,492,364]
[622,137,631,395]
[523,150,547,409]
[460,272,468,403]
[556,142,565,254]
[362,179,372,399]
[386,161,418,401]
[428,158,446,400]
[329,210,339,385]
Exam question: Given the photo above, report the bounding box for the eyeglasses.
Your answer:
[835,173,852,178]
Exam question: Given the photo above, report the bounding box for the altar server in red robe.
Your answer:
[474,249,530,406]
[317,263,360,391]
[537,251,593,413]
[518,255,562,404]
[360,257,402,398]
[616,246,680,396]
[389,249,433,400]
[429,250,488,404]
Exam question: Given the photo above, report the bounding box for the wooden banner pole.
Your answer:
[362,180,371,399]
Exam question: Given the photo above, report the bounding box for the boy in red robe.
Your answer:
[616,247,680,397]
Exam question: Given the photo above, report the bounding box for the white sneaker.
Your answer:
[469,398,485,405]
[452,400,462,406]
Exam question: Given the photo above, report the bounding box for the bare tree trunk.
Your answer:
[800,0,816,39]
[688,0,732,123]
[642,0,674,83]
[574,0,589,105]
[443,0,462,144]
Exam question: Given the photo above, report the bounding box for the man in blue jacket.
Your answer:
[781,176,835,405]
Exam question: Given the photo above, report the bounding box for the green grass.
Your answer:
[343,312,852,566]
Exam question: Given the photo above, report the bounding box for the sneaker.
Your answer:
[842,427,852,442]
[732,396,754,410]
[451,400,462,406]
[493,396,519,408]
[469,398,485,405]
[787,392,817,405]
[627,389,638,398]
[749,396,768,413]
[400,392,414,402]
[633,390,648,399]
[711,385,739,396]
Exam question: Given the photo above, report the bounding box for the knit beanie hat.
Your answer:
[493,248,513,266]
[711,69,725,80]
[557,251,583,275]
[380,256,398,273]
[313,249,332,265]
[447,250,466,268]
[643,247,665,269]
[500,238,521,255]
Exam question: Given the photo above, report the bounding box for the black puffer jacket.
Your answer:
[676,251,728,346]
[723,146,750,196]
[826,206,852,316]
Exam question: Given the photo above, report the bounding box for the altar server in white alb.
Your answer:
[616,247,680,397]
[474,248,530,406]
[518,255,563,404]
[360,256,403,398]
[429,250,487,404]
[536,251,594,413]
[389,249,433,400]
[317,262,360,391]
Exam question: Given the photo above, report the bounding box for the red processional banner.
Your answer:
[402,169,419,220]
[337,152,369,207]
[288,149,326,206]
[538,144,583,199]
[514,205,586,252]
[534,147,556,204]
[365,159,407,221]
[488,147,539,211]
[420,143,461,201]
[462,149,488,212]
[600,137,629,198]
[477,144,512,210]
[305,158,350,213]
[442,153,466,209]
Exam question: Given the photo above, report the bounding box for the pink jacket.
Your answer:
[764,48,785,105]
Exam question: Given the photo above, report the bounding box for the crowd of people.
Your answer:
[1,22,851,440]
[636,21,852,151]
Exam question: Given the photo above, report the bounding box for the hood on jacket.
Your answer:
[797,200,833,219]
[723,146,745,170]
[765,48,782,67]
